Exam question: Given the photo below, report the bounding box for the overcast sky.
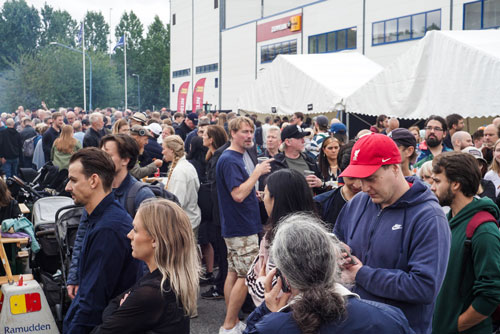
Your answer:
[17,0,171,42]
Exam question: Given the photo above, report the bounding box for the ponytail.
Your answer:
[291,285,346,334]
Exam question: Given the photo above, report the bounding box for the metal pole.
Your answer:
[82,20,87,111]
[124,34,128,111]
[89,56,92,111]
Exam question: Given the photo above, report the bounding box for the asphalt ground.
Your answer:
[191,286,227,334]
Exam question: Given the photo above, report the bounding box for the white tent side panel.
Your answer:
[345,30,500,119]
[236,53,382,115]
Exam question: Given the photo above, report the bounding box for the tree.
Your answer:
[115,11,144,51]
[39,4,77,47]
[84,11,109,53]
[0,47,122,113]
[114,11,145,109]
[141,16,170,109]
[0,0,40,70]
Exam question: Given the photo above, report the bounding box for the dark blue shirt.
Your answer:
[216,149,262,238]
[63,192,140,334]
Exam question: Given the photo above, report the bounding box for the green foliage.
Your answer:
[85,11,110,52]
[0,0,40,70]
[0,3,170,111]
[39,4,77,47]
[140,16,170,109]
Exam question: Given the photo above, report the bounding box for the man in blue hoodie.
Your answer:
[334,133,451,334]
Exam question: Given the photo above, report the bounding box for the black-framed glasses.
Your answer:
[424,126,443,132]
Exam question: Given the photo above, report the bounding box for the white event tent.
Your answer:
[236,53,382,115]
[345,30,500,119]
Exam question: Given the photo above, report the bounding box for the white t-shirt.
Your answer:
[484,170,500,197]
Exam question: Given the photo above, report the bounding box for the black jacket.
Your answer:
[20,125,37,142]
[0,127,22,159]
[42,126,60,161]
[83,127,103,148]
[175,121,193,141]
[266,151,325,194]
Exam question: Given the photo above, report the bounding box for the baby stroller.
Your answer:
[30,196,82,328]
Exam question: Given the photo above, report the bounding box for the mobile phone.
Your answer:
[275,268,291,293]
[340,246,358,265]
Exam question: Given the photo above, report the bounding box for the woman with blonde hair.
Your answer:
[111,119,130,134]
[51,124,81,170]
[162,135,201,235]
[91,198,200,333]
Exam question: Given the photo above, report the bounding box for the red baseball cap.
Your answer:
[339,133,402,178]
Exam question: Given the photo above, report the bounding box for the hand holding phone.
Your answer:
[340,246,358,265]
[275,268,291,293]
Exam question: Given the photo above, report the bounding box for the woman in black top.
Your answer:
[318,137,342,189]
[92,199,200,334]
[0,178,21,223]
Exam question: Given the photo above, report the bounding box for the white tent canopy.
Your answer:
[345,30,500,119]
[236,53,382,115]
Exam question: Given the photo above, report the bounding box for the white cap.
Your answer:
[145,123,162,136]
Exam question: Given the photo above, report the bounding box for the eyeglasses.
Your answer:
[424,126,443,132]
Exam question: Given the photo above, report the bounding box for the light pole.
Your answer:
[49,42,93,111]
[132,73,140,112]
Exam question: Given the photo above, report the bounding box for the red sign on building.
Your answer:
[257,14,302,43]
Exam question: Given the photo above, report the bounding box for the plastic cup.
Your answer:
[257,157,270,163]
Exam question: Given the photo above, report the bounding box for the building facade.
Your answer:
[170,0,500,113]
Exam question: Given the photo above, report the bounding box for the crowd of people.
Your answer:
[1,106,500,334]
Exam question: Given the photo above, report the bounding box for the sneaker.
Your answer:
[218,322,245,334]
[201,286,224,300]
[199,272,214,285]
[237,321,246,332]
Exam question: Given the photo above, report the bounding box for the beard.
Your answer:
[437,185,455,207]
[426,136,442,148]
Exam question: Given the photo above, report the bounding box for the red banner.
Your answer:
[192,78,206,112]
[177,81,190,113]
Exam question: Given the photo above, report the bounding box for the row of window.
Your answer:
[261,39,297,63]
[464,0,500,30]
[372,9,441,45]
[171,78,218,93]
[308,27,357,54]
[173,68,190,78]
[196,63,219,74]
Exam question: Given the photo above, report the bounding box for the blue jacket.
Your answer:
[63,192,139,334]
[334,177,451,334]
[244,296,415,334]
[67,173,154,285]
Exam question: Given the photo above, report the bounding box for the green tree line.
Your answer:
[0,0,170,113]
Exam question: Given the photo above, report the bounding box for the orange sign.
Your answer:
[290,15,301,32]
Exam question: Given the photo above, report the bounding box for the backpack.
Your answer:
[125,181,180,218]
[460,211,500,322]
[22,135,37,158]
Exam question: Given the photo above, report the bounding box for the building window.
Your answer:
[260,39,297,63]
[215,78,218,88]
[308,27,357,54]
[172,84,175,92]
[464,0,500,30]
[172,14,176,25]
[372,9,441,46]
[214,0,218,9]
[173,68,190,78]
[196,63,219,74]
